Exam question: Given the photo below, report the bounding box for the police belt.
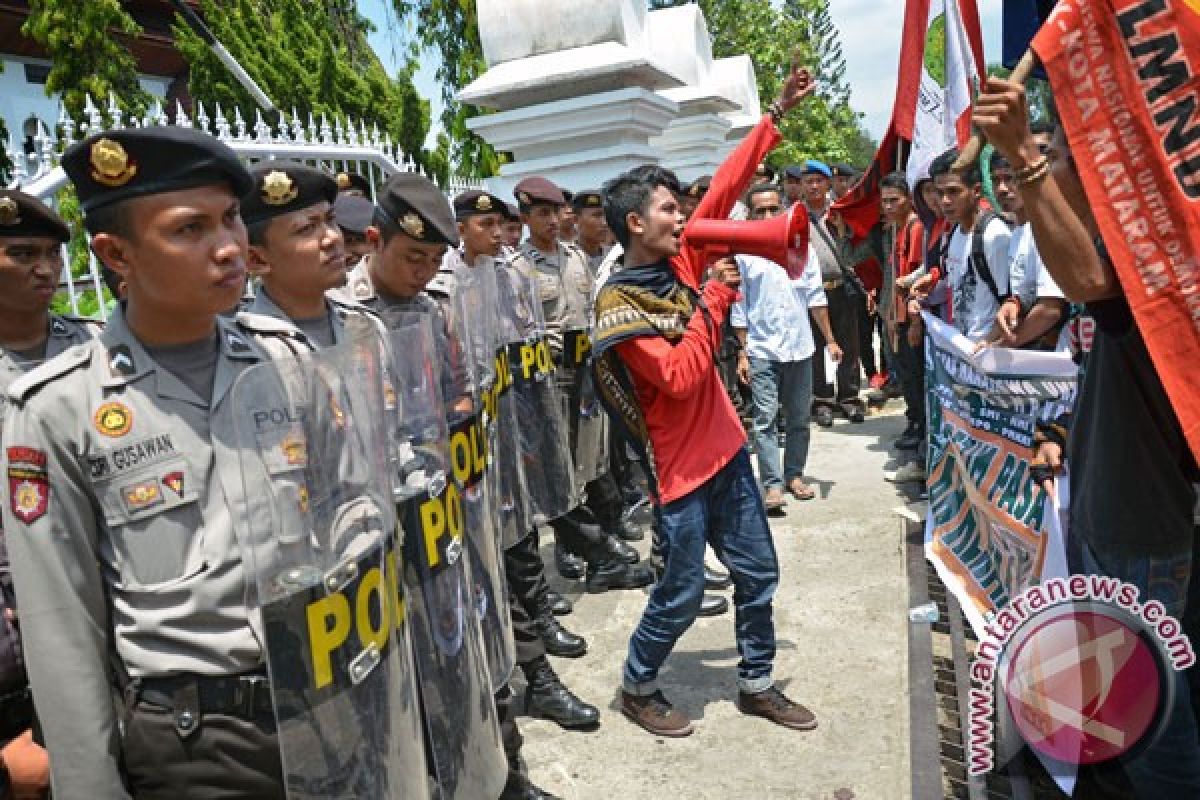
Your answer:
[135,669,272,719]
[0,686,32,742]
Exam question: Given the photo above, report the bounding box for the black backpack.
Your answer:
[964,209,1008,304]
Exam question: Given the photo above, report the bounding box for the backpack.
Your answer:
[965,209,1008,304]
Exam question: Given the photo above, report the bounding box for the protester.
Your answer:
[878,172,925,453]
[732,183,841,512]
[975,73,1200,797]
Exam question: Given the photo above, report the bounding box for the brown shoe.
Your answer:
[763,487,787,513]
[621,690,694,737]
[737,686,817,731]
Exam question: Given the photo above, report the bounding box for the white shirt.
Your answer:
[730,248,828,363]
[1007,223,1066,307]
[946,215,1011,340]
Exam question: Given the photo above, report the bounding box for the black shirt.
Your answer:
[1068,296,1198,557]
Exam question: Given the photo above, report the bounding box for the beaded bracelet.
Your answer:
[768,101,785,125]
[1016,155,1051,186]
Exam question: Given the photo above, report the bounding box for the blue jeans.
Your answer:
[1076,539,1200,797]
[623,448,779,695]
[749,356,813,490]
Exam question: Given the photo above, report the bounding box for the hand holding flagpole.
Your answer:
[954,50,1038,171]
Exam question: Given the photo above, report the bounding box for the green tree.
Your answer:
[173,0,432,173]
[22,0,152,119]
[389,0,499,178]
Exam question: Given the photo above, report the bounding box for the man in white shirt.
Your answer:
[731,185,842,511]
[929,149,1012,342]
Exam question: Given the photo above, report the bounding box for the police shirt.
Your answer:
[0,314,101,692]
[0,307,308,799]
[517,239,594,359]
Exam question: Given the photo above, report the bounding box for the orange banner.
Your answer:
[1033,0,1200,460]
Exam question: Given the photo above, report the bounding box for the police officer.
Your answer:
[0,189,101,800]
[333,193,378,265]
[571,189,610,274]
[513,178,651,591]
[1,127,321,799]
[499,202,524,252]
[334,170,373,199]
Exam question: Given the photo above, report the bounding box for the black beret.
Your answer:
[333,195,377,234]
[453,190,507,220]
[241,162,337,226]
[783,164,806,179]
[685,176,712,198]
[513,177,565,208]
[378,172,458,246]
[831,163,860,178]
[0,189,70,242]
[335,171,372,196]
[571,189,604,211]
[62,126,253,213]
[501,202,520,222]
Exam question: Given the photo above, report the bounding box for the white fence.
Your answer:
[5,93,485,319]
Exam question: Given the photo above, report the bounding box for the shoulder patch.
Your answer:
[233,311,305,339]
[6,344,93,404]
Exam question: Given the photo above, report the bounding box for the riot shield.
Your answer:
[495,258,576,524]
[561,327,608,488]
[380,311,508,800]
[231,334,430,800]
[446,258,517,687]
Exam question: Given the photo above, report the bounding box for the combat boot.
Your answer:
[535,613,587,658]
[605,534,639,565]
[554,543,585,580]
[524,656,600,730]
[585,556,654,593]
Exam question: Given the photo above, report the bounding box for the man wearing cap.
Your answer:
[803,159,868,426]
[830,163,859,201]
[499,202,524,251]
[557,189,578,244]
[0,189,103,800]
[679,176,710,221]
[514,177,651,593]
[0,126,332,798]
[781,164,806,208]
[333,193,378,263]
[572,190,610,273]
[334,170,372,198]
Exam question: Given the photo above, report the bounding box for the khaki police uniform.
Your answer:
[517,239,594,363]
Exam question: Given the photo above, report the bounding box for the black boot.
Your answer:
[535,613,587,658]
[585,555,655,593]
[554,543,585,580]
[524,656,600,730]
[615,517,645,542]
[542,588,573,616]
[500,771,560,800]
[606,534,639,565]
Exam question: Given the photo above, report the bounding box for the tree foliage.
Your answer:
[653,0,877,167]
[173,0,432,171]
[389,0,499,179]
[22,0,152,119]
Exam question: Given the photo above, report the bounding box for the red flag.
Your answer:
[1033,0,1200,460]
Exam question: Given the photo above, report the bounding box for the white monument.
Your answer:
[460,0,763,195]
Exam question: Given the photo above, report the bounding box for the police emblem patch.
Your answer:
[94,402,133,438]
[7,446,48,524]
[0,197,20,226]
[261,170,298,206]
[401,213,425,239]
[476,194,492,211]
[336,172,351,190]
[90,138,137,188]
[161,470,185,498]
[121,479,162,513]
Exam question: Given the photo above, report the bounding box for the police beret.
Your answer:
[831,163,860,178]
[453,190,507,220]
[0,189,70,242]
[335,171,372,196]
[333,194,377,234]
[804,160,833,179]
[241,162,337,227]
[571,189,604,211]
[513,177,565,208]
[378,172,459,246]
[62,126,253,213]
[783,164,806,179]
[685,176,712,198]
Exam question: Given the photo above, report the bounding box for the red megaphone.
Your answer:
[685,206,811,279]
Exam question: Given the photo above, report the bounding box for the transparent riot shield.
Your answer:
[495,258,576,524]
[561,327,608,488]
[380,311,508,800]
[446,258,517,687]
[231,334,430,800]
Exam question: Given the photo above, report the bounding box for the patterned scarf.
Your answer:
[591,259,705,501]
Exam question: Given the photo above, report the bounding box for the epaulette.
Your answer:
[328,296,380,321]
[6,343,93,404]
[51,314,105,339]
[233,310,308,341]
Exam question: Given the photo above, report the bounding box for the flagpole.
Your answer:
[954,50,1039,170]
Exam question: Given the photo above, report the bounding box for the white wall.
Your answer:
[1,56,170,149]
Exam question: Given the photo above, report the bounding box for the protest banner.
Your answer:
[923,314,1076,636]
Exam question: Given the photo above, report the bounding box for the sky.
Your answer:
[358,0,1005,146]
[827,0,1003,140]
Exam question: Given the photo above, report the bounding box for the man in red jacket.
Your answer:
[591,60,819,738]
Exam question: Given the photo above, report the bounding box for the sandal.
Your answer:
[787,480,816,501]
